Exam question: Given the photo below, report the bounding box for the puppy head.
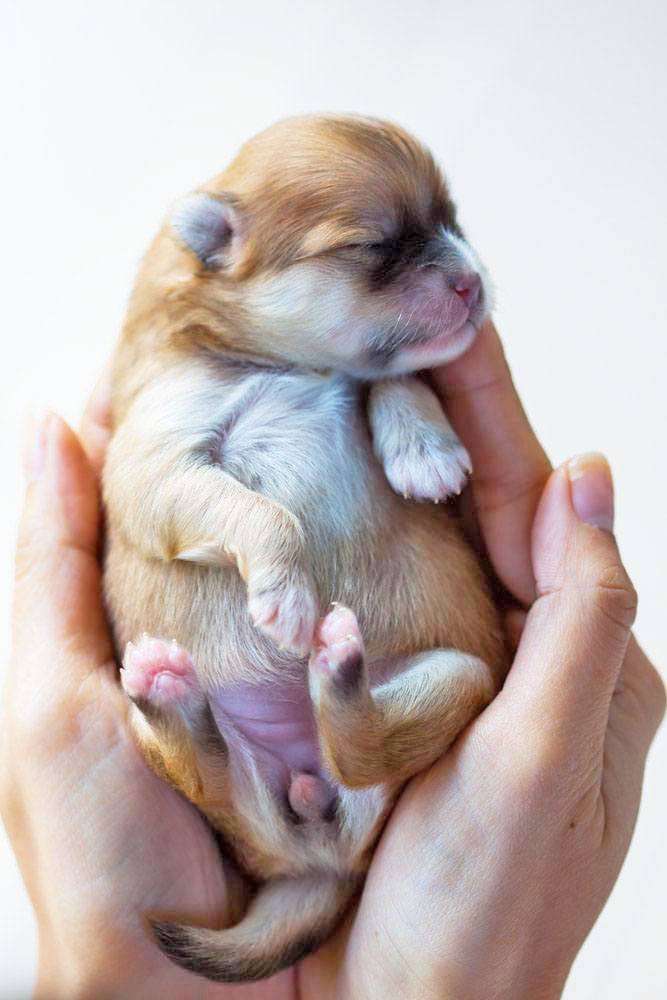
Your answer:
[169,115,491,376]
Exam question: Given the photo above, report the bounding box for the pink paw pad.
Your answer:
[309,605,365,697]
[121,636,202,711]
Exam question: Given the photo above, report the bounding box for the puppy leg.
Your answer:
[106,416,318,656]
[121,636,228,808]
[368,375,471,500]
[168,468,318,656]
[309,606,494,789]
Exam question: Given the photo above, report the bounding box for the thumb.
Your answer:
[12,413,113,679]
[501,453,637,760]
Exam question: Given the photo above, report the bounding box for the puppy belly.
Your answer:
[209,677,337,820]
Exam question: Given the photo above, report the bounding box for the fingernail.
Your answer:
[567,452,614,531]
[22,411,54,481]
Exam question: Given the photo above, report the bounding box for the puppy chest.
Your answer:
[218,373,373,520]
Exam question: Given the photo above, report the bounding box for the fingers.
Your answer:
[499,454,637,761]
[79,363,113,476]
[432,320,551,605]
[12,413,113,681]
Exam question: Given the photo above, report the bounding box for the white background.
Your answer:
[1,1,665,996]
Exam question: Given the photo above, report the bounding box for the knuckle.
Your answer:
[509,758,554,805]
[507,740,599,820]
[592,563,638,632]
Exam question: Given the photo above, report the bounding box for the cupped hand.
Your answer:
[1,400,285,999]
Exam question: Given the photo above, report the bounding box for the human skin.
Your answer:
[1,321,663,999]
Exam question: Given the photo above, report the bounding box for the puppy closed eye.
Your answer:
[292,242,388,266]
[293,240,382,264]
[335,241,389,256]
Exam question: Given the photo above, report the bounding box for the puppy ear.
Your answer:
[171,192,242,268]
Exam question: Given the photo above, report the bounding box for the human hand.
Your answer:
[0,395,293,999]
[2,325,663,1000]
[298,321,665,998]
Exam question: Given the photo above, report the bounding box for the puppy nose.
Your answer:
[454,272,482,312]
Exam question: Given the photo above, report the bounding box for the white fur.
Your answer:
[124,364,362,528]
[113,362,376,652]
[124,360,472,527]
[369,376,472,500]
[382,438,471,499]
[246,238,492,380]
[246,264,368,370]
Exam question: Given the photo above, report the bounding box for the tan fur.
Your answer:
[103,114,507,982]
[312,649,494,789]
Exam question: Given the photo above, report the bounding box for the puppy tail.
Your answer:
[150,872,358,983]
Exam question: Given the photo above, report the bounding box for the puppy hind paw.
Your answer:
[309,605,365,703]
[121,636,204,714]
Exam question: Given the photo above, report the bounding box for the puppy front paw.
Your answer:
[248,569,318,657]
[383,431,472,501]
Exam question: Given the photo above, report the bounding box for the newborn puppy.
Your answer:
[103,114,507,983]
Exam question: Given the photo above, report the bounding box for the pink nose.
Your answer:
[454,272,482,312]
